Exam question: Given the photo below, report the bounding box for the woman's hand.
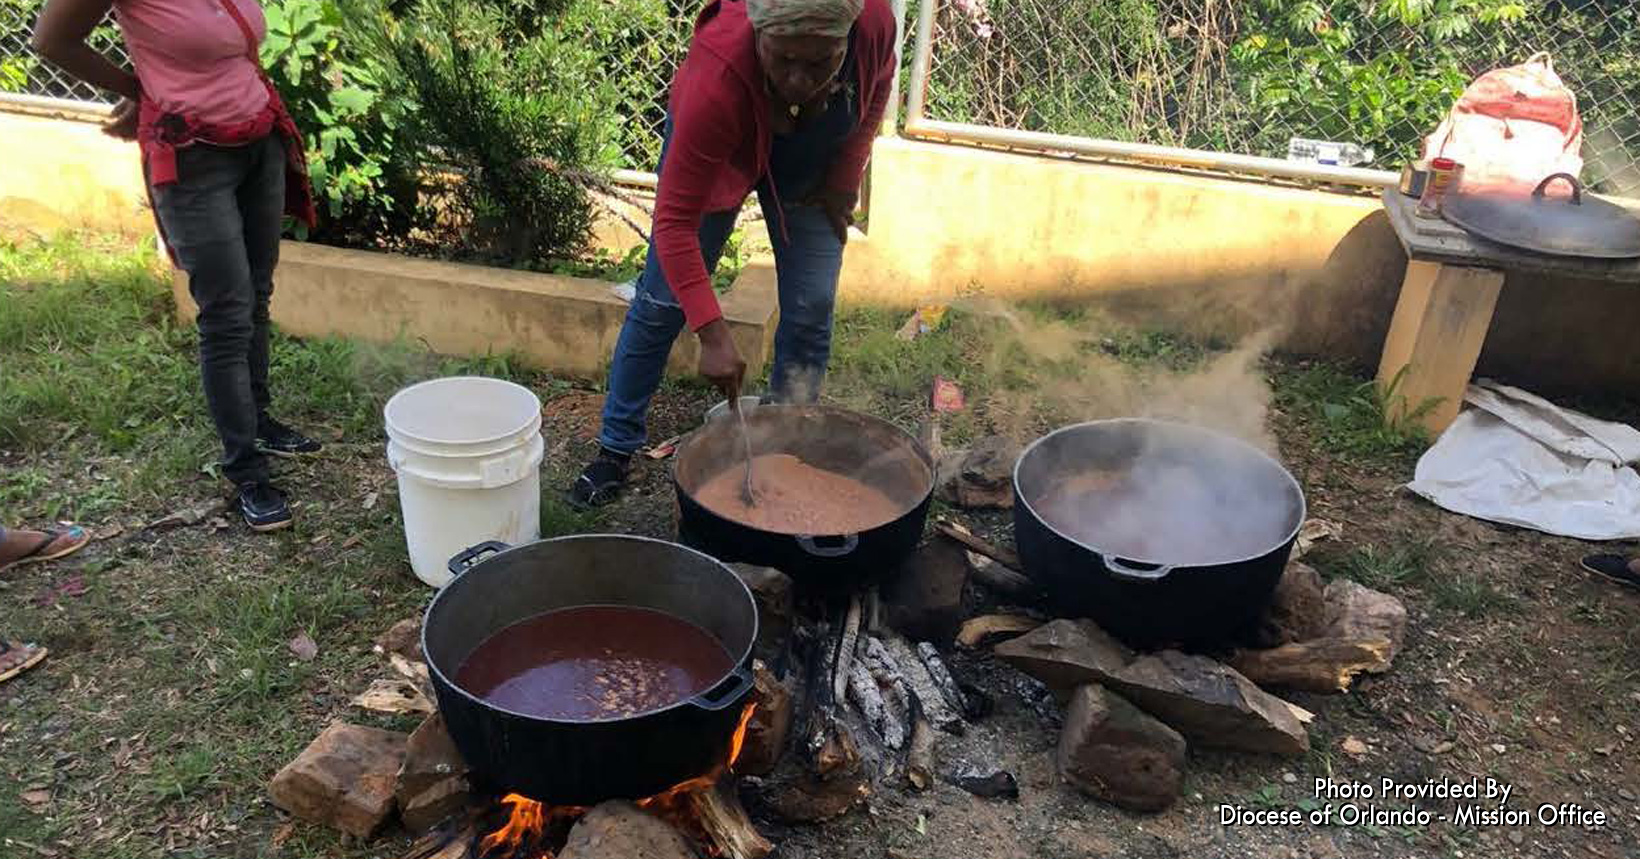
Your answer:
[807,188,857,245]
[697,319,747,397]
[103,98,138,140]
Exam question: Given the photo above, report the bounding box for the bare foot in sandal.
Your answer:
[0,639,48,686]
[0,524,91,572]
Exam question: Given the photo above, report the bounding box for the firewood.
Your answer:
[1227,638,1394,693]
[693,780,774,859]
[861,637,916,750]
[832,593,863,705]
[916,642,971,719]
[878,635,964,735]
[907,717,937,791]
[965,552,1037,600]
[934,520,1021,569]
[852,640,908,750]
[845,661,888,743]
[957,614,1040,649]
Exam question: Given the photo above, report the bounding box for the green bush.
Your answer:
[259,0,421,244]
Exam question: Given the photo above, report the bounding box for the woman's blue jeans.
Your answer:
[597,120,850,456]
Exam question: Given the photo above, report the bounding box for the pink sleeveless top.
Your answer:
[114,0,270,125]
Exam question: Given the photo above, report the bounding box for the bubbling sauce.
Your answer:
[454,606,734,720]
[693,453,905,534]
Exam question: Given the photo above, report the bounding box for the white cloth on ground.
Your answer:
[1407,380,1640,541]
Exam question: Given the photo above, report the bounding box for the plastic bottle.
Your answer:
[1286,137,1376,168]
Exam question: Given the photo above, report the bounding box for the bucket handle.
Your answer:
[690,665,754,712]
[795,533,860,558]
[1101,554,1174,583]
[447,541,511,577]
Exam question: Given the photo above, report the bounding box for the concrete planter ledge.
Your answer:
[170,240,778,380]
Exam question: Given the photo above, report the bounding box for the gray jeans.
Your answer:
[150,135,286,486]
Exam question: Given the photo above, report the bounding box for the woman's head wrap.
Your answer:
[745,0,865,38]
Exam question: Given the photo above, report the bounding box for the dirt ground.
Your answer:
[4,355,1640,859]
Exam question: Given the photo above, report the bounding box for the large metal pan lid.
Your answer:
[1442,173,1640,259]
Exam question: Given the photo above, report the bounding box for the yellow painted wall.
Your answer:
[169,241,777,381]
[6,108,1637,394]
[0,108,151,238]
[841,137,1640,393]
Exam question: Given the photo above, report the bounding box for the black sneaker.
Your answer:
[568,449,631,510]
[258,418,322,457]
[238,482,294,532]
[1581,554,1640,589]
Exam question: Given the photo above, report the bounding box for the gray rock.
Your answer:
[1324,580,1407,666]
[882,540,970,645]
[1058,685,1187,812]
[730,564,794,663]
[1252,562,1326,648]
[1107,651,1309,757]
[558,801,695,859]
[937,436,1021,510]
[993,619,1135,692]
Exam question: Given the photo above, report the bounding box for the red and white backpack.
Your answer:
[1423,52,1584,189]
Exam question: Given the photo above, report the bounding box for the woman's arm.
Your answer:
[32,0,141,101]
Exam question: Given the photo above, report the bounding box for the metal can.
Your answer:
[1417,157,1464,218]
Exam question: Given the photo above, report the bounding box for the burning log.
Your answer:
[906,717,937,791]
[845,660,892,746]
[692,780,774,859]
[915,642,972,720]
[860,637,913,751]
[878,635,964,735]
[832,593,863,705]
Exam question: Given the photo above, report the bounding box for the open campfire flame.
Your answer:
[479,703,757,859]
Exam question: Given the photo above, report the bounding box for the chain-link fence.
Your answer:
[914,0,1640,196]
[1,0,127,104]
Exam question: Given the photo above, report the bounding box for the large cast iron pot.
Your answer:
[1013,419,1306,650]
[672,405,935,592]
[423,535,757,804]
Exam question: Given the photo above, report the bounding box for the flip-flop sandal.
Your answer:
[0,640,48,686]
[0,525,91,574]
[1580,554,1640,589]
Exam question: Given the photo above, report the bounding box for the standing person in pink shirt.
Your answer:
[33,0,321,532]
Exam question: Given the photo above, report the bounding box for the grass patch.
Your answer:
[1273,359,1434,465]
[1319,541,1437,590]
[0,234,567,520]
[1318,539,1516,619]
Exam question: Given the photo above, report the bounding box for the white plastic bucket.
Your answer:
[384,376,544,588]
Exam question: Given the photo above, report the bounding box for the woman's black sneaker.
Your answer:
[1581,554,1640,589]
[258,418,323,457]
[568,449,631,510]
[238,482,294,532]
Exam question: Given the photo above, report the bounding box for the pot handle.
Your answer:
[690,665,754,712]
[795,533,860,558]
[1101,554,1174,583]
[1533,172,1583,205]
[447,541,511,577]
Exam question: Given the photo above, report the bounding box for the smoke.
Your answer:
[954,298,1280,455]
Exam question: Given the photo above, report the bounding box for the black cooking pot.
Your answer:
[672,405,935,592]
[1013,419,1306,650]
[422,535,758,804]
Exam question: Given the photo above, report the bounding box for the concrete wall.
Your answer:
[6,106,1637,395]
[0,106,151,238]
[170,241,778,380]
[842,137,1640,394]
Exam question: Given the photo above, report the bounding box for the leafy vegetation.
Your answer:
[1273,360,1433,464]
[924,0,1640,192]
